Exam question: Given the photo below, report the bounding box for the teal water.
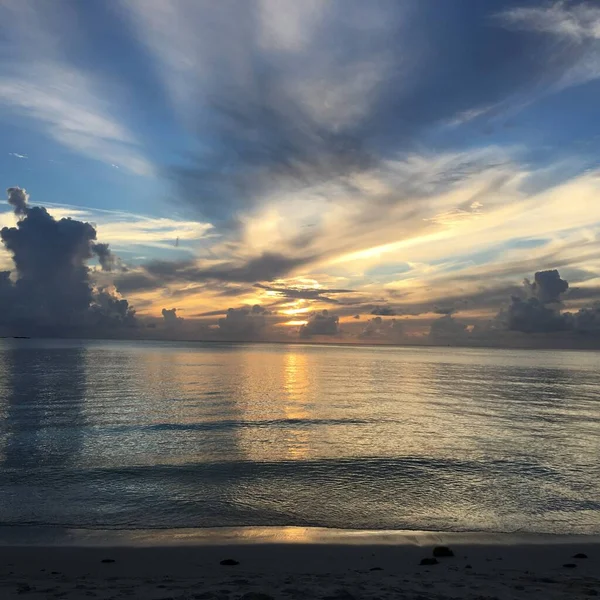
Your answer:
[0,339,598,534]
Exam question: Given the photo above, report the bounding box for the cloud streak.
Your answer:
[0,0,153,174]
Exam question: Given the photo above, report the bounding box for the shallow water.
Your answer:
[0,339,598,534]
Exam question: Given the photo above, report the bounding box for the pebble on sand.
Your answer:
[220,559,240,566]
[420,558,439,566]
[573,553,588,559]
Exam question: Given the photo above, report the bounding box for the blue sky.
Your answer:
[1,0,600,343]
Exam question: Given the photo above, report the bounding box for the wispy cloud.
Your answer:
[498,1,600,89]
[8,152,27,159]
[0,0,153,175]
[500,1,600,41]
[0,202,212,256]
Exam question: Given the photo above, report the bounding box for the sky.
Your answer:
[1,0,600,346]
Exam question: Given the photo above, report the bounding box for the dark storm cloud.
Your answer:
[254,282,354,303]
[0,187,135,334]
[194,253,314,282]
[195,308,229,318]
[91,242,124,272]
[526,269,569,304]
[6,186,27,216]
[216,306,268,339]
[90,288,136,328]
[370,306,396,316]
[162,307,183,325]
[498,269,570,333]
[114,252,317,296]
[502,296,568,333]
[299,310,340,338]
[565,285,600,303]
[492,269,600,337]
[166,1,582,226]
[115,271,158,294]
[429,314,468,340]
[146,252,312,284]
[568,303,600,334]
[360,316,405,341]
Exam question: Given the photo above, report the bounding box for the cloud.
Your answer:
[502,296,568,334]
[370,306,396,316]
[428,314,468,341]
[0,1,152,175]
[526,269,569,304]
[0,66,153,175]
[254,282,354,303]
[115,271,159,294]
[119,0,589,227]
[129,252,315,291]
[498,269,570,334]
[500,2,600,42]
[7,186,28,216]
[91,242,123,272]
[498,1,600,88]
[489,268,600,337]
[0,187,135,334]
[299,309,340,338]
[89,287,136,328]
[103,2,600,328]
[8,152,27,159]
[46,207,213,253]
[162,307,183,325]
[568,302,600,334]
[216,305,268,340]
[359,316,405,341]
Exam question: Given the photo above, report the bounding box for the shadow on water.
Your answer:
[1,342,88,468]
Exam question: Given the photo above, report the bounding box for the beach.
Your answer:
[0,530,598,599]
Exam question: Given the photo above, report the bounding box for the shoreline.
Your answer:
[1,525,600,547]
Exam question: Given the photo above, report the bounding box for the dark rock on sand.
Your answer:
[432,546,454,558]
[419,558,439,566]
[465,565,472,569]
[573,553,588,559]
[369,567,383,571]
[101,559,115,564]
[563,563,577,568]
[220,559,240,566]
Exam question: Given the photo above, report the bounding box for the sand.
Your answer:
[0,529,598,599]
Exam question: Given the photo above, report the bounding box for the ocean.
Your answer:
[0,339,598,535]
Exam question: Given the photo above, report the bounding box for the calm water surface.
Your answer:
[0,339,598,534]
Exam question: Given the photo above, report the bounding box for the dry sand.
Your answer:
[0,529,598,599]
